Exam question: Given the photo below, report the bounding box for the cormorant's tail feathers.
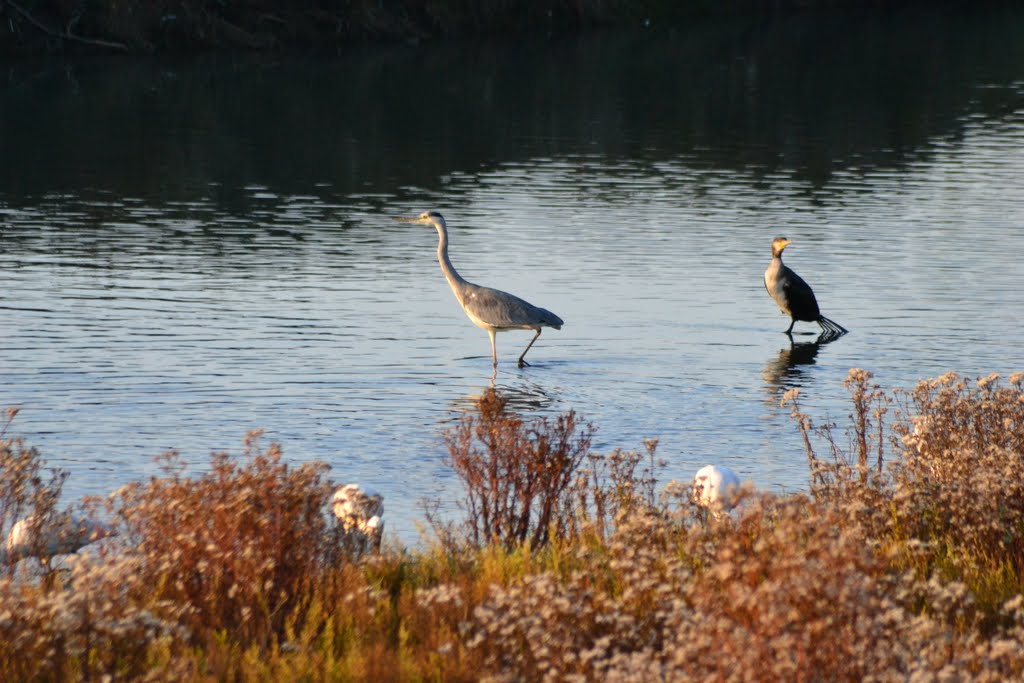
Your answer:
[817,316,848,336]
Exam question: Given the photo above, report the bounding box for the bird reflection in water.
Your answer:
[451,381,556,417]
[762,330,844,400]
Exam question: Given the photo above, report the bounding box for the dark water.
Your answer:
[2,6,1024,541]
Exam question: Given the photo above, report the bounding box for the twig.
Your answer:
[4,0,128,52]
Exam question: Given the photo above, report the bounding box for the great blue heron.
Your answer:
[692,464,742,513]
[764,236,847,336]
[396,211,563,368]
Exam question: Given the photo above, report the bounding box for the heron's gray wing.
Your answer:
[461,283,563,329]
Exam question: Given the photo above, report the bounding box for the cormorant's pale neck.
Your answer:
[771,245,787,260]
[432,219,468,293]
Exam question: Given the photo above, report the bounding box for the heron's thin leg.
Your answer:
[786,320,795,335]
[518,329,542,368]
[488,329,498,368]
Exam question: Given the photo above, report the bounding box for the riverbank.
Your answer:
[2,370,1023,680]
[0,0,1009,55]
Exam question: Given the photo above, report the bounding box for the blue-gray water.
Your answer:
[2,6,1024,542]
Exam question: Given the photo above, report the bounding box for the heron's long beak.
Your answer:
[394,216,422,224]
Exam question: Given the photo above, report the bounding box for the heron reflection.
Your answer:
[449,381,557,419]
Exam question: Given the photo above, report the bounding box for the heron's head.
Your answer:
[395,210,446,228]
[771,236,792,256]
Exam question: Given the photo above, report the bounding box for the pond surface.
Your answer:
[2,5,1024,542]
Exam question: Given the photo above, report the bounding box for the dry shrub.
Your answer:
[445,382,952,680]
[0,411,189,680]
[109,364,1024,682]
[786,369,1024,635]
[442,388,593,549]
[454,367,1024,682]
[0,408,68,574]
[112,430,340,647]
[0,421,387,680]
[670,494,917,681]
[662,495,1022,681]
[459,493,1024,682]
[784,369,892,505]
[459,496,917,682]
[0,554,191,682]
[892,372,1024,576]
[4,368,1024,681]
[463,508,688,682]
[790,370,1024,587]
[408,578,475,680]
[467,571,623,679]
[574,439,663,541]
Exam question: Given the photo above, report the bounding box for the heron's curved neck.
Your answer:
[435,222,468,292]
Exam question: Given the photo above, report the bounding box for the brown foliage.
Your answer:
[892,372,1024,577]
[3,370,1024,680]
[442,388,594,549]
[0,408,68,575]
[112,430,340,647]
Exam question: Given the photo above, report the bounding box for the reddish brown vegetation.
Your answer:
[0,371,1022,680]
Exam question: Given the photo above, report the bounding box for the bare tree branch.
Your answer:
[5,0,128,51]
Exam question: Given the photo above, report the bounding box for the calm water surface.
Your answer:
[2,6,1024,541]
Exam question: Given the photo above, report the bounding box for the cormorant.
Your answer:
[764,236,847,336]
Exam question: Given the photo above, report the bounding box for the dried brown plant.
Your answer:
[787,369,1024,625]
[0,553,192,681]
[441,388,594,549]
[2,369,1024,681]
[573,438,664,540]
[110,430,341,647]
[783,368,891,503]
[890,372,1024,583]
[0,408,69,575]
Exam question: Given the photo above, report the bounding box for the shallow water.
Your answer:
[2,6,1024,541]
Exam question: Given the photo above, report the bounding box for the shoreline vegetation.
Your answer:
[0,0,1012,55]
[2,369,1024,679]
